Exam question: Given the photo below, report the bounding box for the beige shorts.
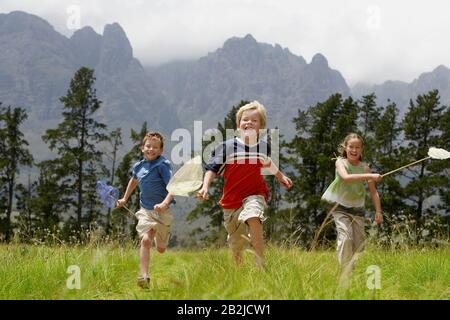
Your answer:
[135,207,173,249]
[222,195,267,252]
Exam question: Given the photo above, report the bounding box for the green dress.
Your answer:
[322,157,366,208]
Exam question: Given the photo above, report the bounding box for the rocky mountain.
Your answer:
[0,11,176,159]
[352,65,450,113]
[2,11,449,156]
[150,34,350,134]
[2,11,449,243]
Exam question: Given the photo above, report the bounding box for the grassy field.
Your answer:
[0,243,449,300]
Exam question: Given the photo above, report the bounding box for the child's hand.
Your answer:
[262,158,272,168]
[371,174,382,182]
[375,212,383,224]
[277,174,293,189]
[196,187,209,200]
[154,202,168,212]
[116,198,127,208]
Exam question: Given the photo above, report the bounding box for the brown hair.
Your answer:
[142,131,165,148]
[338,133,364,160]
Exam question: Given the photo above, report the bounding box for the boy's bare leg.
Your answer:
[140,229,156,277]
[233,251,243,265]
[247,217,264,268]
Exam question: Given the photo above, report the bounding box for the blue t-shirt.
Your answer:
[132,155,175,210]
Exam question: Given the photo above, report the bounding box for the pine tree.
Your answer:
[358,93,382,165]
[373,101,405,211]
[438,106,450,219]
[0,184,6,241]
[42,67,108,239]
[0,105,33,242]
[32,159,72,241]
[104,128,122,234]
[263,127,285,241]
[0,107,6,240]
[359,93,381,136]
[286,94,359,247]
[401,90,448,224]
[15,175,37,241]
[84,161,107,231]
[369,101,408,243]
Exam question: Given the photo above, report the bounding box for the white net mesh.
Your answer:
[167,155,203,196]
[428,147,450,160]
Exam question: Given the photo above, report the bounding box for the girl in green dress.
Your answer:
[322,133,383,276]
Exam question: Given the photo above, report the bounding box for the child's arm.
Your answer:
[154,160,174,212]
[336,159,381,183]
[366,165,383,224]
[154,193,174,212]
[117,177,138,207]
[197,140,226,200]
[262,158,293,189]
[197,170,217,200]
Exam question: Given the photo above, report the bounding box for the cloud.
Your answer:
[1,0,450,85]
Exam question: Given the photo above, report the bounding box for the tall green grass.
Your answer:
[0,243,448,299]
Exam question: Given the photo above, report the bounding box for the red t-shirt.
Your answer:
[205,137,270,209]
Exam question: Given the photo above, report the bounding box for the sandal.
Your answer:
[137,275,150,288]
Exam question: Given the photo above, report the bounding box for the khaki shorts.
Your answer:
[222,195,267,252]
[135,207,173,249]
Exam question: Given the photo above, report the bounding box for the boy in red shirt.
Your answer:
[197,101,293,268]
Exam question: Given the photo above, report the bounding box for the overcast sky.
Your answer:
[2,0,450,86]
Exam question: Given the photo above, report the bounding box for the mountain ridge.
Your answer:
[149,33,350,132]
[352,64,450,110]
[1,11,449,153]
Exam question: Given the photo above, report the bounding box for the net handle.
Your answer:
[381,156,430,178]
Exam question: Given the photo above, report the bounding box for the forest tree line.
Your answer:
[1,67,449,247]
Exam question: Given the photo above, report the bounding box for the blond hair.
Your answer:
[338,133,364,160]
[235,101,267,129]
[142,131,165,148]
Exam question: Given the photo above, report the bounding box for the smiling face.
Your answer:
[239,109,262,142]
[141,137,163,161]
[344,137,363,164]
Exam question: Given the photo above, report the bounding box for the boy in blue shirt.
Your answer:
[117,132,174,288]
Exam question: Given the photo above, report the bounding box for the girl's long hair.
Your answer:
[338,133,364,161]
